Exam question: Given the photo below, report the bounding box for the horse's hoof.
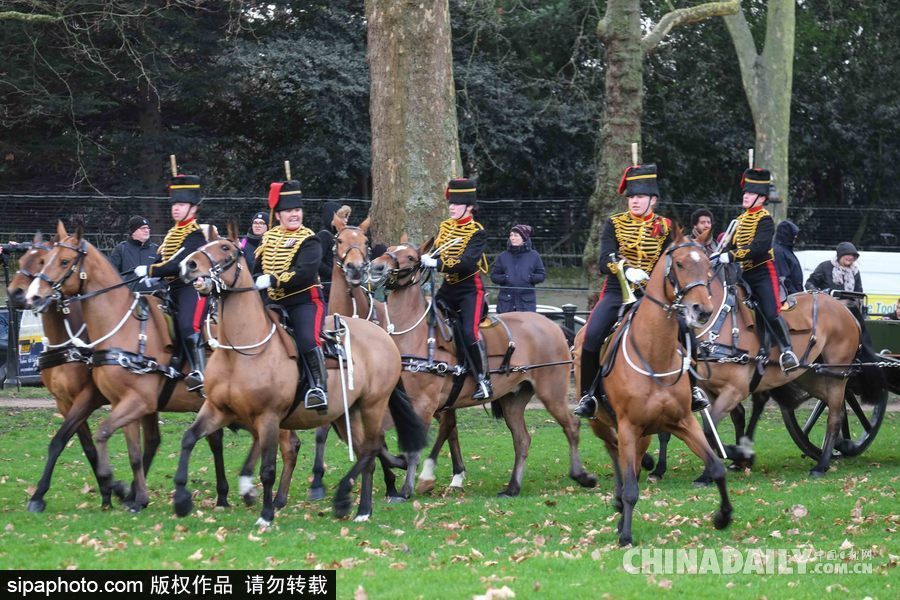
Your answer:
[308,486,326,501]
[353,514,371,523]
[255,517,272,528]
[242,491,257,507]
[273,496,288,510]
[647,473,661,483]
[111,481,128,501]
[216,497,231,509]
[173,489,193,517]
[415,479,436,495]
[809,469,827,478]
[693,478,712,488]
[126,502,144,514]
[496,489,519,498]
[573,472,598,488]
[333,498,352,520]
[26,499,46,513]
[727,463,743,472]
[713,510,732,530]
[386,495,407,504]
[618,535,633,547]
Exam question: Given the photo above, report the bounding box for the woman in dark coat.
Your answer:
[773,220,803,294]
[805,241,863,293]
[490,224,546,313]
[240,211,268,267]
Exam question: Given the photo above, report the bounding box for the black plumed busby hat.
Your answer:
[617,164,660,197]
[268,180,304,213]
[741,168,771,196]
[445,178,477,205]
[168,174,202,205]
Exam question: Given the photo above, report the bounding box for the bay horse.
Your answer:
[688,262,881,478]
[367,239,598,498]
[574,237,732,546]
[24,222,235,512]
[176,232,428,524]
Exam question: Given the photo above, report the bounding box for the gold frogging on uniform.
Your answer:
[256,225,316,301]
[154,220,200,281]
[435,219,489,284]
[733,208,774,270]
[605,212,670,274]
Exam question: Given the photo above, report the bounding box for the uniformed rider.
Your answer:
[420,178,493,400]
[253,179,328,411]
[712,168,798,372]
[134,174,208,392]
[574,164,711,419]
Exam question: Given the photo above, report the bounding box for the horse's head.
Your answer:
[334,221,370,287]
[658,235,715,328]
[6,232,54,309]
[369,236,432,289]
[180,225,244,296]
[26,222,90,312]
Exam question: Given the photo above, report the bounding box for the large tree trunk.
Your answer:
[725,0,795,222]
[366,0,461,246]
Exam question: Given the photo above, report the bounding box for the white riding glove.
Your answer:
[254,274,273,290]
[420,255,438,268]
[133,265,149,277]
[140,276,160,287]
[711,252,730,264]
[624,267,649,284]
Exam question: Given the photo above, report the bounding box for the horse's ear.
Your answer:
[358,217,371,233]
[208,224,219,241]
[74,224,84,241]
[56,220,68,239]
[420,236,435,255]
[33,231,43,245]
[399,232,409,244]
[227,219,238,241]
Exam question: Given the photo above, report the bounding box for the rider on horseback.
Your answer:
[420,178,493,401]
[712,168,799,373]
[134,174,208,392]
[574,164,711,419]
[253,179,328,412]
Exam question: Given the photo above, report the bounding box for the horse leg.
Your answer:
[616,424,641,546]
[446,414,467,490]
[648,432,671,482]
[417,411,453,494]
[810,386,846,477]
[206,429,230,508]
[308,424,330,500]
[674,415,732,531]
[239,438,261,506]
[534,377,598,488]
[173,403,230,518]
[274,430,301,509]
[588,420,621,511]
[354,449,379,522]
[255,415,281,527]
[28,395,106,513]
[379,442,402,501]
[498,393,531,498]
[122,421,149,512]
[119,413,161,505]
[92,395,150,513]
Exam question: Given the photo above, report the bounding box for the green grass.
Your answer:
[0,407,896,599]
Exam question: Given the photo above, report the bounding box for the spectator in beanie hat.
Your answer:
[491,224,546,313]
[108,215,160,292]
[240,211,268,267]
[805,241,863,294]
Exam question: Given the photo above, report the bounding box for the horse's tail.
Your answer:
[855,341,889,404]
[388,378,428,453]
[490,401,503,420]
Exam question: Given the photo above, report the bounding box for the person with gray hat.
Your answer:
[108,215,160,292]
[805,242,863,294]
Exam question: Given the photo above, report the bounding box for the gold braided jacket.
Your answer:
[434,217,489,284]
[256,225,316,301]
[605,212,671,274]
[733,208,774,271]
[151,219,201,281]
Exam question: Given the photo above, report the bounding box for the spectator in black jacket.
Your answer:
[240,211,268,267]
[108,215,160,292]
[316,202,350,303]
[805,242,863,293]
[490,224,546,313]
[773,220,803,295]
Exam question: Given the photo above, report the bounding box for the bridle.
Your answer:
[14,241,54,279]
[378,250,426,291]
[37,238,90,296]
[334,226,371,284]
[194,239,249,295]
[643,241,713,317]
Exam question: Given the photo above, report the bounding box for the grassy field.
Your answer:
[0,401,895,598]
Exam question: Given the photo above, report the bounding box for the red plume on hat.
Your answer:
[617,166,634,195]
[268,182,285,210]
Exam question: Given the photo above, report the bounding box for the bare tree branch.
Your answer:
[642,0,740,54]
[0,10,62,23]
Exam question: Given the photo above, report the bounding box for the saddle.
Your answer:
[432,298,514,366]
[738,289,813,334]
[264,305,342,364]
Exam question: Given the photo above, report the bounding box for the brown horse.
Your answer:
[367,239,597,497]
[575,238,731,546]
[24,223,235,512]
[176,233,427,524]
[690,262,877,478]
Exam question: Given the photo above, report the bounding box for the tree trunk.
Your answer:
[366,0,461,246]
[137,79,167,232]
[725,0,795,222]
[584,0,643,278]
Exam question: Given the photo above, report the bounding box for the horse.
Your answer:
[575,237,732,546]
[367,239,598,498]
[23,222,234,512]
[689,262,882,479]
[176,230,428,524]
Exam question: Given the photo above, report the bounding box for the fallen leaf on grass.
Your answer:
[658,580,673,589]
[188,549,203,561]
[839,539,854,551]
[473,586,515,600]
[354,585,368,600]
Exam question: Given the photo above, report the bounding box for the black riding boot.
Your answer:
[470,340,493,400]
[772,316,799,372]
[302,347,328,413]
[184,333,206,393]
[575,348,610,419]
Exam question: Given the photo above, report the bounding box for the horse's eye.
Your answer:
[220,244,229,252]
[60,259,70,267]
[408,255,415,262]
[675,261,684,269]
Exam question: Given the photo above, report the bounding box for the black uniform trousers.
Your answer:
[582,278,623,353]
[436,274,486,348]
[171,283,207,340]
[277,287,326,353]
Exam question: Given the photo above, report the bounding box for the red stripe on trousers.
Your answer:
[583,278,608,330]
[310,286,325,347]
[765,262,781,315]
[473,274,485,342]
[192,296,207,333]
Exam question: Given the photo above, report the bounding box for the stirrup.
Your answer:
[304,388,328,413]
[574,394,597,419]
[691,386,710,412]
[185,370,204,393]
[779,350,799,372]
[472,379,493,401]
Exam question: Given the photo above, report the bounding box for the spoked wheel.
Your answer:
[780,386,888,460]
